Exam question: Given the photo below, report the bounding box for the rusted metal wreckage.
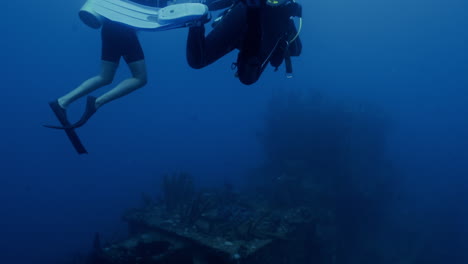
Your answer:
[99,203,319,264]
[96,173,328,264]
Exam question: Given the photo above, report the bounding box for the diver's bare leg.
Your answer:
[58,60,118,108]
[95,60,147,109]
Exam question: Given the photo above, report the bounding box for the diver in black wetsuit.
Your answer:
[187,0,302,85]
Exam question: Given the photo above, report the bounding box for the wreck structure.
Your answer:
[95,173,333,264]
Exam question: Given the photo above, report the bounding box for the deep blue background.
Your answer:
[1,0,467,263]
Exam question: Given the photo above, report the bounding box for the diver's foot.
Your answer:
[43,100,71,129]
[70,96,98,129]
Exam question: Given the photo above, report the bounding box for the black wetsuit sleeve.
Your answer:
[186,3,246,69]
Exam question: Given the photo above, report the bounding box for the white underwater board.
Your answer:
[79,0,208,30]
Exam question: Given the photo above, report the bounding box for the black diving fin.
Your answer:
[45,100,88,154]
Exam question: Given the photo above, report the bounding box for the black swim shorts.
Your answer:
[101,21,144,64]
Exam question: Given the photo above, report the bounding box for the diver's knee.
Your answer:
[187,59,206,70]
[239,75,258,85]
[189,63,206,70]
[186,49,208,69]
[237,62,261,85]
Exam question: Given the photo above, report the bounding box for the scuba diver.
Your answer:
[45,11,154,153]
[44,0,207,154]
[45,20,148,153]
[187,0,303,85]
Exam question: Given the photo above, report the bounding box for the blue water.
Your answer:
[1,0,467,263]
